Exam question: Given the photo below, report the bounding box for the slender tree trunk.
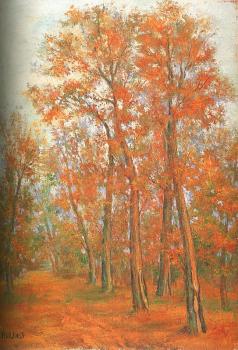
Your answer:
[5,262,13,294]
[45,219,59,274]
[220,274,228,310]
[10,267,14,289]
[118,132,149,310]
[5,244,14,294]
[49,247,60,275]
[111,89,148,310]
[174,173,206,334]
[49,252,56,274]
[65,175,97,285]
[220,248,228,310]
[119,139,149,311]
[60,144,96,284]
[72,206,96,285]
[101,143,113,292]
[157,188,172,296]
[129,183,149,311]
[5,177,22,293]
[157,250,171,296]
[55,253,60,273]
[84,233,96,285]
[167,120,206,334]
[87,250,96,284]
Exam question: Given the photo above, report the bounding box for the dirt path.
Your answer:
[0,271,237,350]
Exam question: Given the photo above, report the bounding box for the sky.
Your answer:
[0,0,237,126]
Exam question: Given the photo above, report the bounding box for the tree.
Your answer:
[27,5,149,308]
[137,0,232,333]
[52,120,103,284]
[189,128,238,310]
[63,5,149,309]
[0,112,40,293]
[33,173,61,274]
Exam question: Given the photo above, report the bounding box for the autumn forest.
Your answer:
[0,1,238,349]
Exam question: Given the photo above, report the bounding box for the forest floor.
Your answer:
[0,271,238,350]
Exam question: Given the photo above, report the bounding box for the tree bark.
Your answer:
[45,218,59,274]
[220,248,228,310]
[5,176,22,293]
[118,135,148,311]
[61,149,97,285]
[101,70,148,309]
[166,120,206,334]
[68,187,96,285]
[49,252,56,274]
[220,274,228,310]
[84,233,96,284]
[101,129,113,292]
[5,262,13,294]
[85,107,114,292]
[157,187,172,297]
[55,253,60,273]
[129,182,149,311]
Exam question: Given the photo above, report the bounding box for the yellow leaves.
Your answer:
[63,80,82,94]
[65,6,83,25]
[25,85,43,110]
[50,60,69,77]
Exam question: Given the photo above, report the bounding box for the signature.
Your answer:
[0,330,24,340]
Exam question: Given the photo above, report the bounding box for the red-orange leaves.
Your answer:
[43,106,62,123]
[105,29,124,51]
[115,85,132,106]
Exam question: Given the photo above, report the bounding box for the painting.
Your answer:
[0,0,237,349]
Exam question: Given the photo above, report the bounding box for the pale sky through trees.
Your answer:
[0,0,237,126]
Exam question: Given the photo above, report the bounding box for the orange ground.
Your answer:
[0,271,237,350]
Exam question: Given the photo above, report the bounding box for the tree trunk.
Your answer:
[49,253,56,274]
[220,248,228,310]
[111,92,148,310]
[45,219,59,275]
[101,143,113,292]
[157,250,171,296]
[65,178,96,285]
[84,233,96,285]
[61,145,97,285]
[5,177,22,293]
[157,188,172,297]
[55,253,60,273]
[49,248,59,274]
[220,274,228,310]
[129,184,149,311]
[167,120,206,334]
[174,174,206,334]
[10,267,14,289]
[5,262,13,294]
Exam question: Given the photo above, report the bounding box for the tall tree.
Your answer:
[137,0,232,333]
[0,113,39,293]
[189,128,238,311]
[52,121,103,284]
[27,5,149,308]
